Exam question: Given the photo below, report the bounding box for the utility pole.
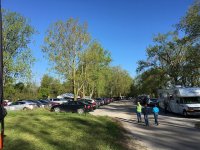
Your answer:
[0,0,4,149]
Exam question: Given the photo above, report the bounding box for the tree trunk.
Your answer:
[82,84,85,98]
[73,57,77,101]
[90,89,94,99]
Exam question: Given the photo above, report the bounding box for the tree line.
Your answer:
[3,1,199,100]
[133,1,200,97]
[2,10,133,101]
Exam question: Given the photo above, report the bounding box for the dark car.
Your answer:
[80,99,97,110]
[50,101,88,114]
[95,98,104,106]
[147,98,159,107]
[104,98,111,104]
[112,97,122,101]
[77,100,93,111]
[38,100,51,107]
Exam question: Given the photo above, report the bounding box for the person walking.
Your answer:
[164,100,168,114]
[142,104,150,126]
[153,104,159,126]
[136,102,142,123]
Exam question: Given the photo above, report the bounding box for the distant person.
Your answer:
[152,104,159,126]
[164,100,168,114]
[142,104,150,126]
[136,102,142,123]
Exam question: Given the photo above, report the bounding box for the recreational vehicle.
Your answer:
[158,87,200,117]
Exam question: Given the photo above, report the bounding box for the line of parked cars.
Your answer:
[50,97,115,114]
[3,97,119,114]
[4,99,52,111]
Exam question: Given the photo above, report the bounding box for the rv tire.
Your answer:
[183,110,188,117]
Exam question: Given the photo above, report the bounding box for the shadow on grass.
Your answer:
[4,111,128,150]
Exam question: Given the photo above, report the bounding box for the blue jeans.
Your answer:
[154,113,159,125]
[144,114,149,126]
[137,112,142,122]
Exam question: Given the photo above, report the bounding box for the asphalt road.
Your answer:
[90,100,200,150]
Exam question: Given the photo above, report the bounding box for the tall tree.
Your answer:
[178,1,200,42]
[42,18,90,100]
[79,41,111,98]
[137,32,188,86]
[108,66,132,97]
[2,9,35,85]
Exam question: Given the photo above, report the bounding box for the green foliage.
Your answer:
[178,1,200,41]
[4,82,39,101]
[135,1,200,96]
[2,9,36,85]
[38,75,63,99]
[4,110,127,150]
[107,66,133,97]
[79,41,111,98]
[42,18,90,100]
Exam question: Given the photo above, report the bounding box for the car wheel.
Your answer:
[54,107,60,112]
[183,110,188,117]
[77,109,84,114]
[23,107,28,110]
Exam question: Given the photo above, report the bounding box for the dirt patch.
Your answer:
[112,118,147,150]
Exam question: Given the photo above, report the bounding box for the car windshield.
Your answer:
[181,97,200,104]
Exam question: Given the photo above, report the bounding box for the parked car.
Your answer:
[22,100,45,108]
[80,98,97,110]
[3,100,12,106]
[50,101,89,114]
[77,100,93,111]
[102,98,110,105]
[112,97,122,101]
[48,98,68,104]
[4,101,37,111]
[38,100,51,107]
[95,98,104,106]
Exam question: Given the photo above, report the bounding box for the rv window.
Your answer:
[182,97,200,104]
[180,98,183,104]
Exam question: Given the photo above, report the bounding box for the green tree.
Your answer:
[2,9,36,85]
[39,74,63,99]
[108,66,132,97]
[79,41,111,98]
[137,32,188,86]
[42,18,90,100]
[178,1,200,42]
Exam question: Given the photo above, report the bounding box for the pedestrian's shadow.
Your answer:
[115,117,146,127]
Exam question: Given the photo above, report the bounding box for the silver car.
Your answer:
[4,101,37,111]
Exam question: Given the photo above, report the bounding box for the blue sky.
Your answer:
[2,0,194,84]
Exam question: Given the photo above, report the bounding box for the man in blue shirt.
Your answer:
[152,105,159,125]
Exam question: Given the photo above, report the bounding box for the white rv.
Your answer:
[158,87,200,116]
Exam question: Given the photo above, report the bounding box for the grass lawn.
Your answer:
[4,109,128,150]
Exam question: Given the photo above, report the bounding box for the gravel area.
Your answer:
[91,100,200,150]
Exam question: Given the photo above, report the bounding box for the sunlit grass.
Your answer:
[4,109,127,150]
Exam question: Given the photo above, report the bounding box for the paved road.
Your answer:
[90,100,200,150]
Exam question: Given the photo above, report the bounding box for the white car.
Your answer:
[4,101,37,111]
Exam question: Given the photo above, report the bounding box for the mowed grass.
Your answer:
[4,109,127,150]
